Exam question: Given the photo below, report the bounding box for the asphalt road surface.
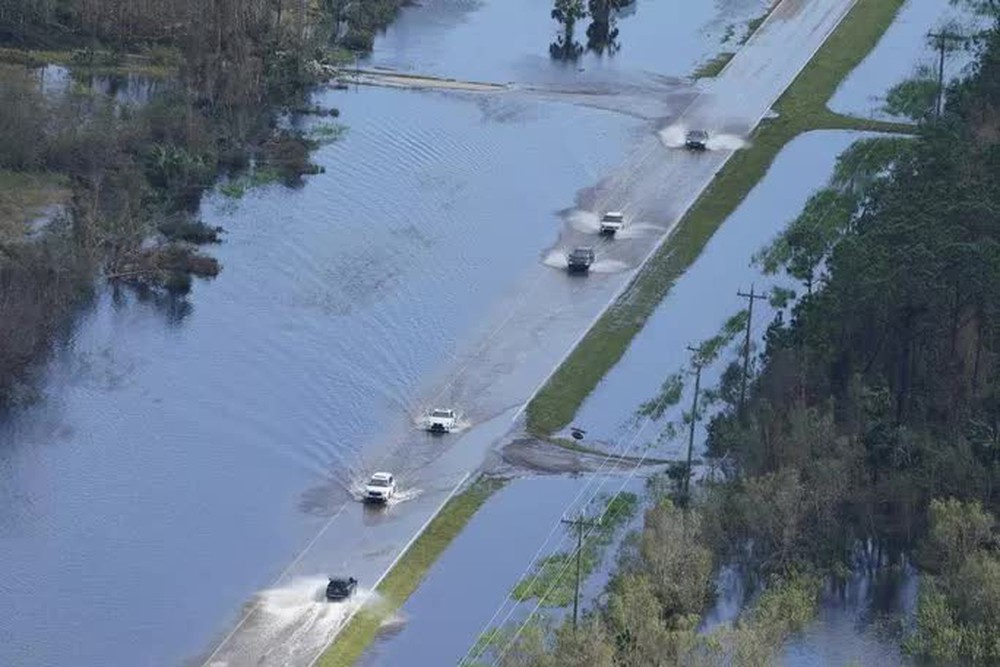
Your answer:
[202,1,860,664]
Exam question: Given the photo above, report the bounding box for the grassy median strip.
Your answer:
[315,476,506,667]
[526,0,911,436]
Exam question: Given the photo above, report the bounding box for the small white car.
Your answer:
[364,472,396,504]
[599,211,625,236]
[428,408,457,433]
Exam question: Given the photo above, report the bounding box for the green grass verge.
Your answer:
[0,170,71,241]
[525,0,911,436]
[315,476,506,667]
[0,46,177,76]
[511,491,639,607]
[693,52,735,79]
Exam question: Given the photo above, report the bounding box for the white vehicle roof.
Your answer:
[431,409,454,417]
[602,211,624,219]
[370,472,393,481]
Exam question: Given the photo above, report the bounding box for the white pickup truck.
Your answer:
[364,472,396,504]
[427,408,457,433]
[600,211,625,236]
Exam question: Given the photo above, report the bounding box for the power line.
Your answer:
[737,284,768,419]
[561,514,602,632]
[928,30,965,118]
[682,345,703,502]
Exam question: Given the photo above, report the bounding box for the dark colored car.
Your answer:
[326,576,358,602]
[685,129,709,150]
[567,247,595,273]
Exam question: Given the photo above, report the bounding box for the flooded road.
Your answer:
[572,130,879,452]
[0,85,638,667]
[360,475,646,667]
[1,0,863,665]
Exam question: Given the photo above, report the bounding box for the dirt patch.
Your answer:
[500,437,670,475]
[338,68,509,93]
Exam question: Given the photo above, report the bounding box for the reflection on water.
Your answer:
[781,564,916,666]
[37,64,165,105]
[369,0,774,84]
[829,0,984,121]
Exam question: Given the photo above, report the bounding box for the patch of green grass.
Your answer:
[511,492,639,607]
[315,476,506,667]
[0,170,71,241]
[218,168,284,199]
[310,122,349,143]
[526,0,912,436]
[693,52,735,79]
[0,46,175,77]
[744,13,768,43]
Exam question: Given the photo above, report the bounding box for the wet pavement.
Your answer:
[0,0,867,665]
[359,475,646,667]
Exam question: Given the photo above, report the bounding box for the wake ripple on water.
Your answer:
[346,477,425,508]
[543,250,629,274]
[590,259,629,274]
[567,209,602,234]
[207,577,380,667]
[658,123,750,151]
[614,222,666,239]
[543,250,569,270]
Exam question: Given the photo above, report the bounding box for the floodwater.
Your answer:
[829,0,984,121]
[369,0,773,84]
[0,0,866,663]
[360,475,646,667]
[37,64,164,105]
[0,83,639,667]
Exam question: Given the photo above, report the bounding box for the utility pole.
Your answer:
[561,514,601,632]
[683,345,703,501]
[737,284,767,419]
[928,31,964,118]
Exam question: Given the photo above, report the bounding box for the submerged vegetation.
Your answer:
[467,495,821,666]
[512,492,639,607]
[548,0,634,60]
[0,0,359,405]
